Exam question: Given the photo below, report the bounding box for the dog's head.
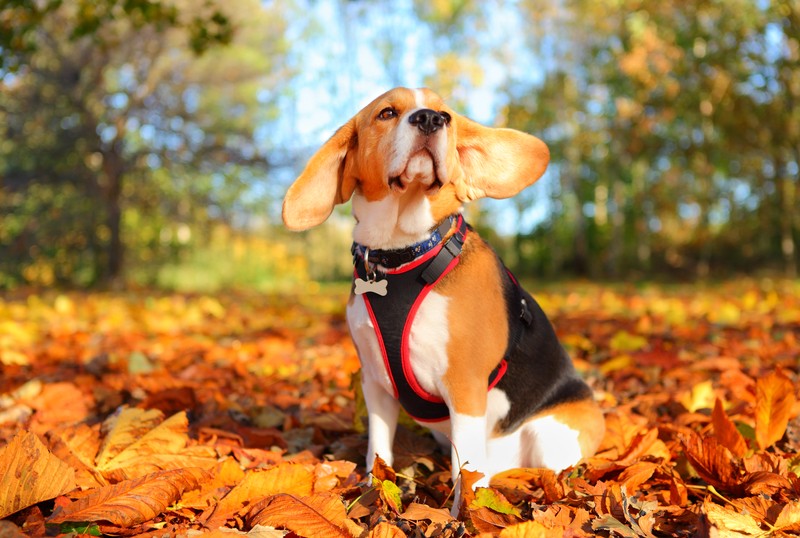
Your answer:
[283,87,549,235]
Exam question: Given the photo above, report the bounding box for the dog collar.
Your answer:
[351,215,457,270]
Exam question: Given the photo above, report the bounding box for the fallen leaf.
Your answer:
[367,521,405,538]
[711,398,748,457]
[400,502,454,525]
[591,514,637,537]
[48,467,207,527]
[773,500,800,532]
[499,520,564,537]
[703,498,763,536]
[377,479,403,513]
[247,492,351,537]
[617,461,658,492]
[469,488,520,516]
[469,505,522,534]
[94,407,166,469]
[490,468,564,503]
[204,462,314,527]
[755,369,796,450]
[0,431,76,519]
[680,433,744,493]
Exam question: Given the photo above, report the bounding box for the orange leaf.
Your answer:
[204,462,314,527]
[617,461,658,492]
[680,433,744,494]
[247,492,350,537]
[367,521,406,538]
[370,454,396,482]
[0,431,76,519]
[755,370,796,450]
[400,502,454,525]
[48,468,207,527]
[711,399,747,457]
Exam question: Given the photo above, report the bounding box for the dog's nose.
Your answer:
[408,109,445,135]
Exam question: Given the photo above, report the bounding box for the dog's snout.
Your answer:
[408,109,445,135]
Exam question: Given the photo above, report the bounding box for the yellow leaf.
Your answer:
[703,498,762,535]
[500,520,563,538]
[97,411,190,476]
[600,354,633,375]
[95,407,166,468]
[774,500,800,532]
[0,431,76,519]
[609,330,648,352]
[680,380,716,413]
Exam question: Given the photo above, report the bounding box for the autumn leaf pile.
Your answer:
[1,280,799,537]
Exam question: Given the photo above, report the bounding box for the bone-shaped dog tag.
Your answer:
[354,277,388,296]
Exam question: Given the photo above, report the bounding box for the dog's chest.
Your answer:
[347,291,451,401]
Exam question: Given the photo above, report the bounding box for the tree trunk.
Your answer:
[102,147,125,286]
[778,168,797,278]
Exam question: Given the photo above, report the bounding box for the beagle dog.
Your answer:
[283,87,604,499]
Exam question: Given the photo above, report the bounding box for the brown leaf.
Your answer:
[711,398,748,457]
[490,468,564,504]
[247,492,350,537]
[469,505,522,534]
[755,369,796,450]
[0,431,76,519]
[47,467,207,526]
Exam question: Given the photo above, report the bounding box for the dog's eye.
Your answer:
[377,107,398,121]
[440,111,452,125]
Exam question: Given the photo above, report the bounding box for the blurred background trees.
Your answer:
[1,0,797,290]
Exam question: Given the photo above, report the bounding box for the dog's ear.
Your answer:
[283,119,358,231]
[453,114,550,202]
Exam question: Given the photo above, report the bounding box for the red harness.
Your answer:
[353,215,507,422]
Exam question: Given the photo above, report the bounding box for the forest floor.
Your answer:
[1,280,799,537]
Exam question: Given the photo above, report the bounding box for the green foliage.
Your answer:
[0,0,290,288]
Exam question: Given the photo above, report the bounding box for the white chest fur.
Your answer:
[347,290,451,405]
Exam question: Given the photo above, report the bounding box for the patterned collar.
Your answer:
[351,215,456,270]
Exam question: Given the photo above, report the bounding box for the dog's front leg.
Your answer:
[447,410,489,517]
[449,411,490,485]
[362,376,401,471]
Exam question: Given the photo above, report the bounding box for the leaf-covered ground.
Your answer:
[1,281,799,537]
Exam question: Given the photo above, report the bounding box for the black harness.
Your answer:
[352,214,527,422]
